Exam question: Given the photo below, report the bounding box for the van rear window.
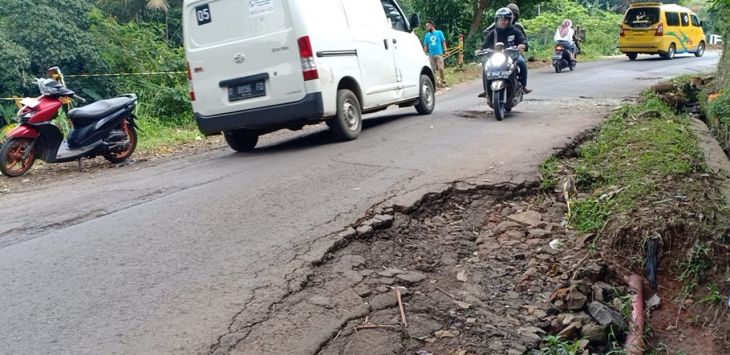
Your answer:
[666,12,680,26]
[624,7,660,28]
[187,1,290,47]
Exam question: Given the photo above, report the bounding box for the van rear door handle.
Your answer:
[384,39,389,50]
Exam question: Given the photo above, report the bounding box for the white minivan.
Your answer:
[183,0,436,151]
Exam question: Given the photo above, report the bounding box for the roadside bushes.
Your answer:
[522,0,623,60]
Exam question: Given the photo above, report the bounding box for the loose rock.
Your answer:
[369,293,398,311]
[588,301,628,332]
[396,271,427,284]
[496,221,523,232]
[434,330,459,338]
[356,225,374,237]
[558,322,582,340]
[508,210,544,227]
[528,229,551,238]
[566,289,588,311]
[377,268,405,277]
[581,322,607,344]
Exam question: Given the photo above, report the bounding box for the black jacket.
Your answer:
[483,21,528,51]
[481,26,526,50]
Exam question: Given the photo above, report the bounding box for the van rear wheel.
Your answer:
[224,129,259,152]
[415,74,435,115]
[327,89,362,141]
[661,43,676,59]
[627,53,638,61]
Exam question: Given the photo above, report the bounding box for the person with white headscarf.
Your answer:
[554,19,577,61]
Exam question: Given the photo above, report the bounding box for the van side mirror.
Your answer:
[409,13,420,32]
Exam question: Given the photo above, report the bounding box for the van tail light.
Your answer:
[186,62,196,101]
[297,36,319,81]
[620,26,625,37]
[655,24,664,36]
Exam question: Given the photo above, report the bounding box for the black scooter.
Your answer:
[476,43,525,121]
[553,40,577,73]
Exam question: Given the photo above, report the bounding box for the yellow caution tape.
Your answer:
[65,71,186,78]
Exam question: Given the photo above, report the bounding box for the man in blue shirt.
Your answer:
[423,21,448,88]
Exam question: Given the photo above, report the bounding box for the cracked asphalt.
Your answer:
[0,53,719,354]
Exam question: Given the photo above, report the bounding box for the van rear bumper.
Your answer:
[194,93,324,135]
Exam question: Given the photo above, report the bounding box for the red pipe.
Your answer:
[625,274,645,355]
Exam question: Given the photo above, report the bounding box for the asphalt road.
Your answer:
[0,52,719,354]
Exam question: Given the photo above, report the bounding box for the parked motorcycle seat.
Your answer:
[68,97,134,126]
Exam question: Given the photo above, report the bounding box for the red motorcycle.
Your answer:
[0,67,139,177]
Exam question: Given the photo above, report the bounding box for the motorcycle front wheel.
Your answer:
[0,137,36,177]
[493,90,505,121]
[104,121,138,164]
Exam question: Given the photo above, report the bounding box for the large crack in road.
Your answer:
[0,54,719,354]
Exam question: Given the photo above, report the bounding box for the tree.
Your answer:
[145,0,170,41]
[0,0,107,97]
[95,0,181,44]
[0,30,31,96]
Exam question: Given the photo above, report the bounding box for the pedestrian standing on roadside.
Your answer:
[423,21,448,88]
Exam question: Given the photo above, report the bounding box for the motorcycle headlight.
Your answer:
[489,53,507,67]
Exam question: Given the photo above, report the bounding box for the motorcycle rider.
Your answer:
[554,19,577,61]
[482,3,528,50]
[481,8,531,94]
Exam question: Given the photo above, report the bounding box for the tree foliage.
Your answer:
[522,0,623,59]
[710,0,730,88]
[0,0,106,96]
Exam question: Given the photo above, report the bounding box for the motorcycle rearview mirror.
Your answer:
[409,13,420,32]
[47,66,62,79]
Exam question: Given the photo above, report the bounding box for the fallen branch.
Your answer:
[332,329,343,342]
[435,287,457,300]
[570,253,592,280]
[354,323,400,331]
[396,288,407,327]
[625,274,645,355]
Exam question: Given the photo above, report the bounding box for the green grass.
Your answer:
[700,282,724,305]
[708,90,730,126]
[572,198,609,233]
[539,155,560,191]
[136,115,202,152]
[677,243,714,297]
[533,335,584,355]
[569,92,705,232]
[444,65,481,88]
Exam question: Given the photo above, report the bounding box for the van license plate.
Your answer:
[228,81,266,102]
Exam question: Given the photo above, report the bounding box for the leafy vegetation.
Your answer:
[0,0,190,151]
[677,242,714,296]
[522,0,623,60]
[539,155,560,191]
[711,0,730,88]
[534,335,584,355]
[570,93,706,232]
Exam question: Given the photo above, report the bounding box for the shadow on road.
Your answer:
[229,112,417,156]
[626,55,697,62]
